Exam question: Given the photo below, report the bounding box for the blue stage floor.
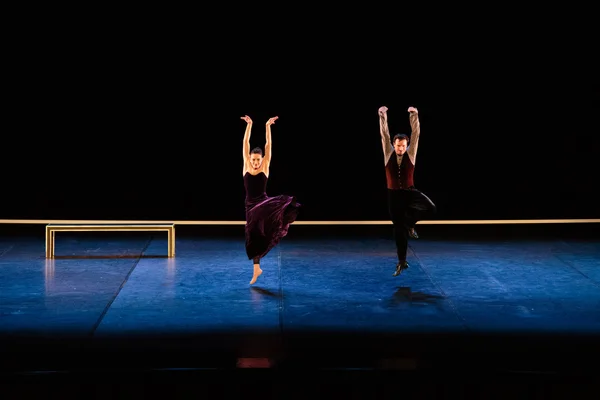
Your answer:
[2,225,599,338]
[1,224,600,395]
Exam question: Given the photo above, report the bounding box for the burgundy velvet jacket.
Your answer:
[379,109,420,190]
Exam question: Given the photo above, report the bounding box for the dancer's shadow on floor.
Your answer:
[391,287,445,304]
[250,286,283,300]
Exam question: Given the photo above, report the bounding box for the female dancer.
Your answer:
[241,115,300,284]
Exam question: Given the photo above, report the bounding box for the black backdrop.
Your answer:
[2,23,598,221]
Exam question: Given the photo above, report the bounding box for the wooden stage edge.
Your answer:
[1,219,599,225]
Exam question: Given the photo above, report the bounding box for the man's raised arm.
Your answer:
[378,106,393,164]
[406,106,420,165]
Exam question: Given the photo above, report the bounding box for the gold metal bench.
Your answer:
[45,224,175,258]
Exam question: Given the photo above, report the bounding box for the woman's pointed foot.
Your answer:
[250,268,263,285]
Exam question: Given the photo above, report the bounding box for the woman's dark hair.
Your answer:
[250,147,263,156]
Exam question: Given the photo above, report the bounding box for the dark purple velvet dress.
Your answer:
[244,171,300,260]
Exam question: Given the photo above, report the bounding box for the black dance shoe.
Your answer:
[409,228,419,239]
[393,261,409,277]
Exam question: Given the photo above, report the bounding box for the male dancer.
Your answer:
[378,106,436,276]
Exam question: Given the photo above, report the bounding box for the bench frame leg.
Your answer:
[45,227,55,258]
[168,226,176,257]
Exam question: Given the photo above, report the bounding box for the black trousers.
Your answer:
[387,188,436,262]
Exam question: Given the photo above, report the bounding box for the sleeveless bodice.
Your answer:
[244,172,268,202]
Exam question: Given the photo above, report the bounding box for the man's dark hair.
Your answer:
[393,134,410,145]
[250,147,263,156]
